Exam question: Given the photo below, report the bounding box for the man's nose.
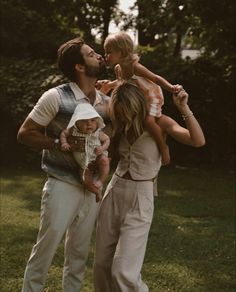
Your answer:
[96,53,103,60]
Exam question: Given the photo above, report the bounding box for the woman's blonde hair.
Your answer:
[104,32,139,78]
[110,82,147,138]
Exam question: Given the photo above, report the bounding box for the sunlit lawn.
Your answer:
[1,167,235,291]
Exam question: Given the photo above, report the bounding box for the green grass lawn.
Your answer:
[1,167,235,291]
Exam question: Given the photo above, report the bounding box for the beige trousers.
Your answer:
[94,176,154,292]
[22,177,99,292]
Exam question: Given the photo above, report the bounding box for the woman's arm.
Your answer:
[159,90,205,147]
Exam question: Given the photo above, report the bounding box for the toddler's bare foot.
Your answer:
[83,180,99,195]
[94,189,102,202]
[93,179,103,189]
[161,146,170,166]
[93,180,103,202]
[83,180,102,202]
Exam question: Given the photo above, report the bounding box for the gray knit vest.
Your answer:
[41,83,88,185]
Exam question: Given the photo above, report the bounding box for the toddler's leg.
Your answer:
[81,168,101,201]
[93,155,110,200]
[145,116,170,165]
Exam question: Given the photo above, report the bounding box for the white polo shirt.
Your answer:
[29,82,109,127]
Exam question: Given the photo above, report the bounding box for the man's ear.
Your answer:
[75,64,85,72]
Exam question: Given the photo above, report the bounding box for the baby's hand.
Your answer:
[61,142,71,151]
[95,146,103,156]
[172,84,183,94]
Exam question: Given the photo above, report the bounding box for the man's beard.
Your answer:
[84,61,106,78]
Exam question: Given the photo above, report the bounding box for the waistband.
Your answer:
[115,172,154,182]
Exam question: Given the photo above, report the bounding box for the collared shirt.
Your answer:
[29,82,110,126]
[28,82,110,186]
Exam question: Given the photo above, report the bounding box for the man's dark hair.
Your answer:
[57,37,85,81]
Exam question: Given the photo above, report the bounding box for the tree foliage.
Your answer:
[0,58,59,165]
[0,0,73,59]
[0,0,119,59]
[0,0,235,168]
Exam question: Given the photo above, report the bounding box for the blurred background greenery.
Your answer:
[0,0,235,169]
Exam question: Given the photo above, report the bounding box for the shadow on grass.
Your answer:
[2,169,45,211]
[145,218,235,290]
[0,224,38,278]
[1,166,235,291]
[143,167,235,291]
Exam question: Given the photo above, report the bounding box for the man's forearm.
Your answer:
[17,129,54,150]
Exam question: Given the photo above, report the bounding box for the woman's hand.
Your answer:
[172,89,191,115]
[173,89,188,106]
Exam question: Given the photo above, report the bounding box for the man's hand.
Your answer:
[61,142,71,151]
[67,136,86,152]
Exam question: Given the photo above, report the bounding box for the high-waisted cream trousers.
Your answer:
[22,177,99,292]
[94,176,154,292]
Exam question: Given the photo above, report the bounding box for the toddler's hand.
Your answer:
[96,80,106,90]
[96,80,112,94]
[172,84,183,94]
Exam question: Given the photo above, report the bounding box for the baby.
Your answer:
[60,103,110,201]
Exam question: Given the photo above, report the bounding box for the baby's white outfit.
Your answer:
[67,103,107,169]
[71,127,108,169]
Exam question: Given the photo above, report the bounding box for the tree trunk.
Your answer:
[173,32,182,57]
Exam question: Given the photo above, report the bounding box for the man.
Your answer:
[17,38,110,291]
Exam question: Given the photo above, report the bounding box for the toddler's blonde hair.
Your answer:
[104,32,139,79]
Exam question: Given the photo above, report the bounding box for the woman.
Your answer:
[94,82,205,292]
